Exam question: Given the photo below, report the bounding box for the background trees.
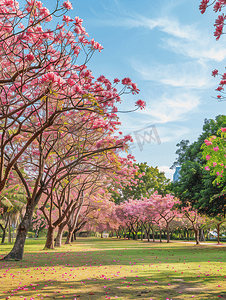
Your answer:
[110,162,170,204]
[171,115,226,218]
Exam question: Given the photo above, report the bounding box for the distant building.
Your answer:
[173,167,181,182]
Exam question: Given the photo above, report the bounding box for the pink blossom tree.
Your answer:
[150,192,180,243]
[1,0,145,260]
[182,206,206,245]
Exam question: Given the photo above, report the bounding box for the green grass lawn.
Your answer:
[0,238,226,300]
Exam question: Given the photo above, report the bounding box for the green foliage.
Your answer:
[110,162,170,203]
[0,184,26,213]
[171,115,226,217]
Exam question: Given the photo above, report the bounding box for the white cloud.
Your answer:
[163,37,226,62]
[158,165,174,180]
[131,60,212,89]
[138,91,200,123]
[100,13,226,62]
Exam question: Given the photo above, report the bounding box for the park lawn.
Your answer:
[0,238,226,300]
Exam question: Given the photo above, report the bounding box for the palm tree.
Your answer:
[0,185,26,243]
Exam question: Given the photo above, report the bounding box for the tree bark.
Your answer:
[8,217,11,243]
[217,223,220,244]
[159,229,162,243]
[193,226,199,245]
[54,224,65,247]
[0,223,6,244]
[45,226,55,249]
[166,223,170,243]
[199,228,205,242]
[65,228,73,244]
[3,203,34,260]
[151,227,155,242]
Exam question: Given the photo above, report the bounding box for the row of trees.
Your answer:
[2,0,226,261]
[0,0,145,260]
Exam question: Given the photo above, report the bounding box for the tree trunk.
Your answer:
[45,226,55,249]
[71,232,74,242]
[128,229,131,240]
[145,229,150,242]
[0,224,6,244]
[193,226,199,245]
[65,228,73,244]
[199,228,205,241]
[54,224,64,247]
[159,229,162,243]
[73,231,76,240]
[8,217,11,243]
[3,203,34,260]
[141,225,143,241]
[166,223,170,243]
[152,227,155,242]
[217,223,220,244]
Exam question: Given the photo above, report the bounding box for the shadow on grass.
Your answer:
[1,238,226,270]
[1,272,226,300]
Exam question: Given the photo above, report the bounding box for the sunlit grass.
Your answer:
[0,238,226,299]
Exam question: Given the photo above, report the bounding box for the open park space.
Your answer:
[1,238,226,300]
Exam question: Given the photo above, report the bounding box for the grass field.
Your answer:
[0,238,226,300]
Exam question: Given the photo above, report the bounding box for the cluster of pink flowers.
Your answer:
[26,53,35,61]
[212,69,219,77]
[40,72,65,86]
[214,24,223,40]
[62,15,73,26]
[213,0,226,12]
[135,99,146,110]
[199,0,209,14]
[90,38,103,53]
[62,0,73,10]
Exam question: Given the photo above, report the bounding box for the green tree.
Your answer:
[111,162,170,204]
[0,184,26,243]
[171,115,226,218]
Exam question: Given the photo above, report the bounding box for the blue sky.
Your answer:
[43,0,226,179]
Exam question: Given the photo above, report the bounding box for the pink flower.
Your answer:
[122,77,132,85]
[221,127,226,132]
[26,53,34,61]
[199,0,209,14]
[113,78,120,84]
[216,86,223,91]
[62,0,73,10]
[62,15,73,25]
[135,99,146,110]
[206,155,211,160]
[205,166,210,171]
[213,162,217,167]
[212,69,219,77]
[90,38,103,52]
[214,24,223,40]
[204,139,212,146]
[214,1,223,12]
[213,146,219,151]
[216,172,220,176]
